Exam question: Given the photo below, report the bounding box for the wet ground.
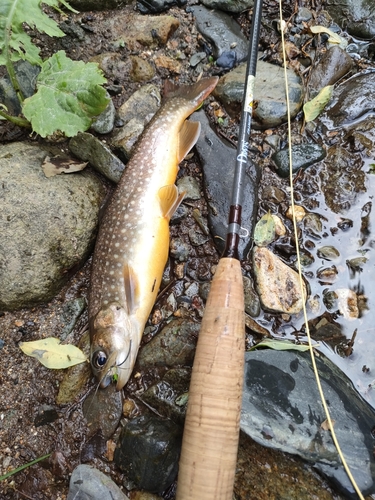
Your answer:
[1,0,375,498]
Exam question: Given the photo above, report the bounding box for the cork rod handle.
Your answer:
[176,257,245,500]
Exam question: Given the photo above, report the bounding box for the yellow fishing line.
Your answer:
[278,3,365,498]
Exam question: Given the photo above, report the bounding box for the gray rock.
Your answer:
[82,384,123,439]
[177,176,201,200]
[140,367,191,423]
[308,46,353,97]
[136,0,187,14]
[91,95,116,134]
[319,145,366,214]
[0,60,40,116]
[271,144,326,178]
[169,237,190,261]
[114,414,182,493]
[253,246,306,314]
[320,72,375,129]
[69,0,129,10]
[214,60,304,128]
[111,84,161,161]
[193,5,249,62]
[67,464,129,500]
[241,349,375,498]
[317,245,340,261]
[325,0,375,40]
[200,0,253,13]
[0,142,104,311]
[69,132,125,183]
[193,110,260,260]
[60,298,86,340]
[243,275,260,317]
[138,318,199,371]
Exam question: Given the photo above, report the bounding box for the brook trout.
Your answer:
[89,77,218,390]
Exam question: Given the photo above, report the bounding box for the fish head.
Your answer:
[90,302,139,390]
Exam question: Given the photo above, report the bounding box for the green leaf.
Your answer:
[20,337,87,368]
[23,51,109,137]
[253,211,276,247]
[250,338,319,352]
[0,0,76,66]
[303,85,334,122]
[0,453,51,481]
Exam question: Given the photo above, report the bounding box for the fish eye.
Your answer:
[93,351,107,369]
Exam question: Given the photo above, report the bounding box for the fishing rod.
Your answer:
[175,1,263,499]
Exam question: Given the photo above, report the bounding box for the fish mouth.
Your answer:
[98,340,133,390]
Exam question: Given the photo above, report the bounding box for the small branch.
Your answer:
[0,110,31,128]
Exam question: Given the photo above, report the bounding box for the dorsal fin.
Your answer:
[123,264,138,315]
[178,120,201,162]
[158,185,186,220]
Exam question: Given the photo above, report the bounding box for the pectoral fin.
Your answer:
[123,264,138,315]
[177,120,201,162]
[158,185,186,220]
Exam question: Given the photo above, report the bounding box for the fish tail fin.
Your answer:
[163,76,219,107]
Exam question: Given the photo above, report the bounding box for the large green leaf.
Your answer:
[0,0,75,66]
[23,51,109,137]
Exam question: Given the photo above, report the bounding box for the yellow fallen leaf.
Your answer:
[254,211,276,247]
[321,418,335,431]
[310,25,343,44]
[303,85,334,122]
[20,337,88,369]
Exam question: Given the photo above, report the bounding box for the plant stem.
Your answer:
[0,453,51,481]
[0,109,31,128]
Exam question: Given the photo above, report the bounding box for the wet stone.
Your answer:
[67,464,129,500]
[69,132,125,183]
[136,0,187,14]
[216,50,237,69]
[253,246,306,314]
[82,384,123,439]
[137,318,200,370]
[241,349,375,498]
[140,367,191,423]
[243,275,261,318]
[114,414,182,493]
[193,5,249,62]
[91,96,116,134]
[325,0,375,39]
[317,245,340,261]
[200,0,253,13]
[193,109,259,260]
[169,237,190,261]
[308,46,352,97]
[59,298,86,340]
[0,142,105,311]
[34,405,59,427]
[188,228,210,246]
[272,144,326,178]
[321,72,375,129]
[189,52,207,68]
[214,60,304,127]
[303,213,323,238]
[0,60,40,116]
[177,176,201,200]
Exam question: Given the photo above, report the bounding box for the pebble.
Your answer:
[316,245,340,261]
[335,288,359,320]
[140,367,191,423]
[308,46,353,97]
[193,5,249,62]
[200,0,253,13]
[111,84,161,161]
[0,142,104,311]
[253,246,306,314]
[214,60,304,127]
[137,318,199,371]
[82,384,123,439]
[216,50,237,69]
[169,237,190,261]
[177,176,201,200]
[193,109,259,260]
[189,52,207,68]
[130,55,155,82]
[114,414,182,493]
[243,275,261,318]
[271,143,326,178]
[286,205,306,222]
[325,0,375,39]
[67,464,129,500]
[241,349,375,497]
[69,132,125,183]
[136,0,187,14]
[321,72,375,129]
